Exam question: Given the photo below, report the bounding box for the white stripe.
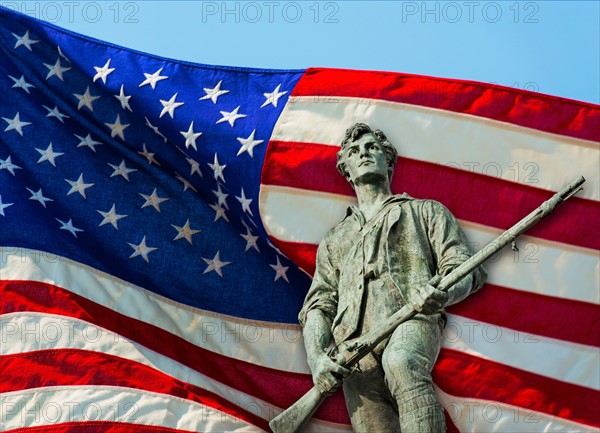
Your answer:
[259,185,600,304]
[444,314,600,390]
[0,385,262,432]
[0,247,307,374]
[435,387,599,433]
[460,221,600,304]
[259,187,355,243]
[271,96,600,201]
[0,313,350,432]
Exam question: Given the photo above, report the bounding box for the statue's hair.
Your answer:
[336,123,398,188]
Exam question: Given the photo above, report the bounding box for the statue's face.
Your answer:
[343,133,389,186]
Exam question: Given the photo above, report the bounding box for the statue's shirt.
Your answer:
[298,194,486,343]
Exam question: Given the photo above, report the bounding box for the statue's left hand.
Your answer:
[412,284,448,315]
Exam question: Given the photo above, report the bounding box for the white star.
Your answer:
[138,144,160,166]
[93,59,115,84]
[236,188,254,216]
[44,58,71,81]
[186,156,201,176]
[241,228,259,252]
[57,45,71,62]
[208,153,226,183]
[180,121,202,150]
[114,85,133,111]
[270,256,290,283]
[97,203,127,230]
[261,84,288,108]
[202,251,231,277]
[209,203,229,222]
[105,114,130,140]
[175,172,197,192]
[212,184,229,209]
[12,30,39,51]
[2,112,31,136]
[0,195,14,217]
[74,86,100,111]
[171,218,202,244]
[75,133,102,152]
[26,187,54,208]
[144,116,167,143]
[139,67,168,89]
[108,159,137,181]
[159,93,184,118]
[0,156,22,176]
[56,218,83,238]
[65,173,95,198]
[200,80,229,104]
[35,142,64,167]
[216,106,246,127]
[139,188,169,212]
[9,75,35,94]
[43,105,69,123]
[128,236,157,263]
[236,130,264,157]
[210,204,229,222]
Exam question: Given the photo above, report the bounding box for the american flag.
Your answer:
[1,6,598,433]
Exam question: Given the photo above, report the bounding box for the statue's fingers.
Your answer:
[432,290,449,303]
[324,373,342,390]
[333,364,351,377]
[422,299,442,314]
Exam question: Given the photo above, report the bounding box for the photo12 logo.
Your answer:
[200,1,340,24]
[0,2,140,24]
[400,1,540,24]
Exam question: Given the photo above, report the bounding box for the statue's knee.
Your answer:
[384,351,427,375]
[382,351,434,398]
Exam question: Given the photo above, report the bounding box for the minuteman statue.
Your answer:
[298,123,487,432]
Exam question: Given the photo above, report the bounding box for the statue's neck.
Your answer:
[354,182,392,222]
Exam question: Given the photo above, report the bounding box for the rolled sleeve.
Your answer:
[424,200,486,292]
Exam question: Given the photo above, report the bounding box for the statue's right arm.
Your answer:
[303,309,349,394]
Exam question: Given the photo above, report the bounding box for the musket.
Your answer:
[269,176,585,433]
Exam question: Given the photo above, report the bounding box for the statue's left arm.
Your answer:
[424,200,487,306]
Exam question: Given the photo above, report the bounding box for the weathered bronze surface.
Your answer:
[298,123,487,432]
[269,125,584,432]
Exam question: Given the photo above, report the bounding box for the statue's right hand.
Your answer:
[309,354,351,395]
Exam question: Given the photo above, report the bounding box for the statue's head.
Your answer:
[336,123,398,189]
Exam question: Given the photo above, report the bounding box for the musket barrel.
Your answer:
[437,175,585,292]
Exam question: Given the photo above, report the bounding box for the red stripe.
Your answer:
[293,68,600,142]
[447,284,600,347]
[0,281,351,426]
[272,238,318,275]
[0,349,267,430]
[4,421,196,433]
[262,140,599,251]
[434,348,600,428]
[264,239,600,348]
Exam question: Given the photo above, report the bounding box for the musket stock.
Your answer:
[269,176,585,433]
[269,386,327,433]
